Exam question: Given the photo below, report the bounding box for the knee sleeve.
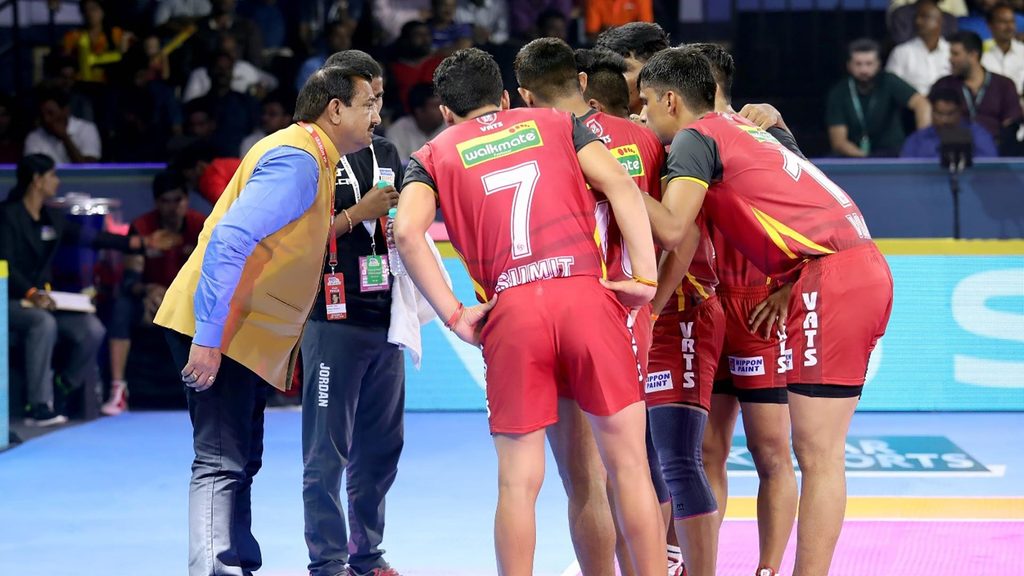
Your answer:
[645,417,670,504]
[649,405,717,519]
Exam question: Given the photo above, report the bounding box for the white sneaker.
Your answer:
[101,381,128,416]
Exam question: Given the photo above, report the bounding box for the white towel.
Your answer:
[388,233,450,369]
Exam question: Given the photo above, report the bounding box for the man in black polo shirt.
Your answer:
[300,51,405,576]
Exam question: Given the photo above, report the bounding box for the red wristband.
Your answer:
[445,303,464,330]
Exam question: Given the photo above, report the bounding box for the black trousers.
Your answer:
[300,320,405,576]
[166,330,269,576]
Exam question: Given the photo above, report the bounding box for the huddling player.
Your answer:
[394,48,666,576]
[514,38,674,576]
[640,49,893,576]
[681,43,799,576]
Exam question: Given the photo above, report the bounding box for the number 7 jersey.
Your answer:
[404,108,606,301]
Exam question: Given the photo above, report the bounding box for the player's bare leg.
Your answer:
[674,506,718,576]
[788,392,858,576]
[547,399,617,576]
[587,401,664,576]
[702,392,740,528]
[742,401,798,572]
[610,481,674,576]
[493,429,548,576]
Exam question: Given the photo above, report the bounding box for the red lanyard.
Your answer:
[299,122,338,271]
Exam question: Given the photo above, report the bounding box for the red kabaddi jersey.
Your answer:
[710,224,771,289]
[406,108,604,300]
[579,109,664,283]
[130,209,206,288]
[666,112,872,282]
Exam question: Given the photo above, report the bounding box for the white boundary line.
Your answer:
[559,560,581,576]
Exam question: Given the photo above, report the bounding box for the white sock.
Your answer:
[667,544,682,562]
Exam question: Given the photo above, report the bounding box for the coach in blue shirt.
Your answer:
[901,87,998,159]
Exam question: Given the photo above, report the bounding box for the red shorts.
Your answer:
[481,276,644,434]
[715,285,788,390]
[786,243,893,387]
[645,295,725,411]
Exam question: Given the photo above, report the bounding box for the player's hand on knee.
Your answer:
[738,103,783,130]
[749,282,792,339]
[453,296,498,347]
[182,343,222,392]
[600,278,656,308]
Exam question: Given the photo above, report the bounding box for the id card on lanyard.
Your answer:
[340,145,392,293]
[848,78,872,155]
[299,121,348,320]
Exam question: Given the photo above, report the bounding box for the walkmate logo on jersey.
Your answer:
[727,436,991,474]
[646,370,674,394]
[729,355,766,376]
[611,144,645,177]
[736,122,780,145]
[457,121,544,168]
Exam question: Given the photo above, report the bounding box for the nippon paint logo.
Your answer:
[645,370,674,394]
[729,355,766,376]
[457,121,544,168]
[611,144,645,178]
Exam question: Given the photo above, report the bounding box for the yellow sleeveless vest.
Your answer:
[155,123,341,390]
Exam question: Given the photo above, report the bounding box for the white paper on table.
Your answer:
[20,291,96,313]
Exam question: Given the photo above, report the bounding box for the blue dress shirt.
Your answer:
[899,123,999,159]
[193,145,320,347]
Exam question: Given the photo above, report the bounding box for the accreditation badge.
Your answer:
[359,255,390,292]
[324,272,347,320]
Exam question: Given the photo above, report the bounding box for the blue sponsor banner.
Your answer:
[404,252,1024,412]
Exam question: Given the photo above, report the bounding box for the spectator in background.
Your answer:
[826,38,931,157]
[595,22,672,115]
[932,30,1023,140]
[0,155,173,427]
[242,0,287,54]
[194,0,264,66]
[175,140,242,204]
[388,21,444,114]
[456,0,510,46]
[585,0,653,40]
[154,0,213,28]
[429,0,473,52]
[0,94,23,163]
[62,0,133,84]
[240,90,295,155]
[536,8,569,41]
[385,82,444,159]
[891,0,968,16]
[982,2,1024,94]
[25,86,103,164]
[374,0,431,44]
[183,33,278,102]
[188,49,260,156]
[168,100,218,157]
[958,0,1024,40]
[295,19,356,91]
[509,0,571,40]
[900,87,999,156]
[109,48,183,162]
[888,0,961,44]
[45,55,96,123]
[103,171,205,416]
[886,0,951,94]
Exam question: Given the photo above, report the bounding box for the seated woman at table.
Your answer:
[0,154,178,426]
